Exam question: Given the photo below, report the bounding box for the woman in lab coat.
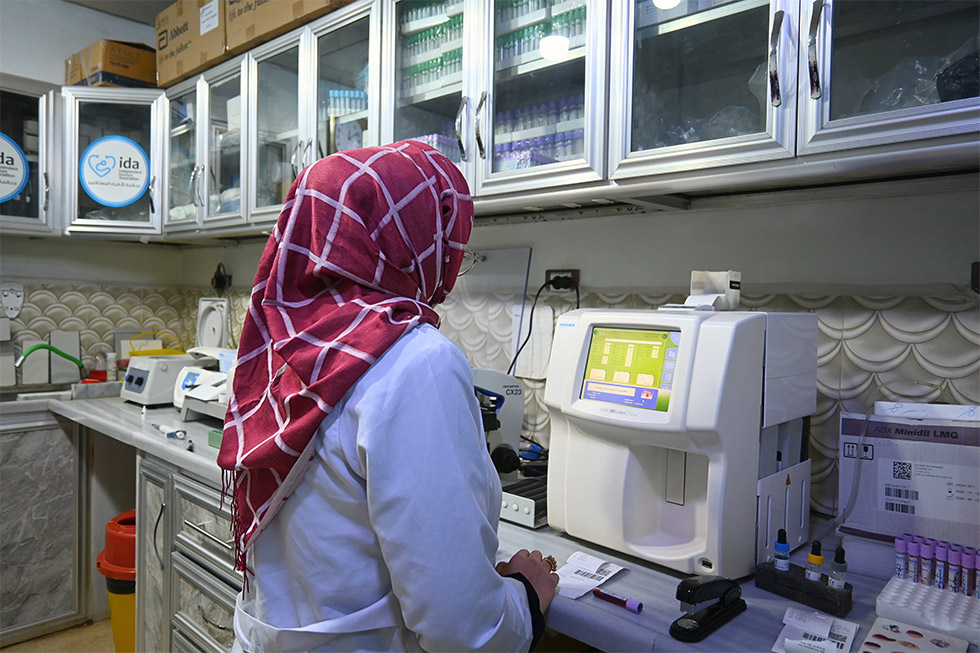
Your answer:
[218,140,558,652]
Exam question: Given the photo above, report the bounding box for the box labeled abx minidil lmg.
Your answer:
[837,411,980,578]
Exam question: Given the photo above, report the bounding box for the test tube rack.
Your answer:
[876,576,980,646]
[754,561,853,617]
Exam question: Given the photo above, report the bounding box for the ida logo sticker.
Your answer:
[80,135,149,207]
[0,132,29,204]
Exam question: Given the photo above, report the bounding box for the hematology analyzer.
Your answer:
[545,308,818,578]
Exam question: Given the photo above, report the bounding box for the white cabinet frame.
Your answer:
[63,87,167,236]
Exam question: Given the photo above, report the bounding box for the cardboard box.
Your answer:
[837,412,980,545]
[156,0,229,87]
[65,40,156,87]
[225,0,355,55]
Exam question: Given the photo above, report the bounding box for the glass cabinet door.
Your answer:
[64,87,166,235]
[489,0,588,173]
[206,69,245,224]
[250,43,302,220]
[800,0,979,154]
[610,0,795,181]
[1,78,58,235]
[315,11,373,160]
[475,0,608,196]
[168,88,199,229]
[391,0,467,166]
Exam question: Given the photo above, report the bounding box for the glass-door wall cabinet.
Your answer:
[165,57,247,234]
[311,4,378,164]
[247,35,306,223]
[388,0,467,165]
[475,0,607,195]
[384,0,607,198]
[0,75,60,235]
[63,87,166,235]
[609,0,797,181]
[799,0,979,154]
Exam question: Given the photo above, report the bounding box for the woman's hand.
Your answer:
[496,549,560,613]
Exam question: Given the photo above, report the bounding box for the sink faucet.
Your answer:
[15,343,86,376]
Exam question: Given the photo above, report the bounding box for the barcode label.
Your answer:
[885,501,916,514]
[573,569,605,581]
[802,632,846,649]
[885,486,919,500]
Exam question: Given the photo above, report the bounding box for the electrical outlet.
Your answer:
[545,269,580,290]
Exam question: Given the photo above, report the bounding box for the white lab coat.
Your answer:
[233,324,533,652]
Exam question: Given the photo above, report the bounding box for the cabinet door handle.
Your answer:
[807,0,825,99]
[153,502,166,571]
[306,138,314,167]
[455,95,468,162]
[196,166,206,208]
[42,172,49,211]
[290,141,303,178]
[198,605,230,632]
[148,175,156,214]
[474,91,487,160]
[768,11,785,107]
[183,519,234,551]
[189,166,200,207]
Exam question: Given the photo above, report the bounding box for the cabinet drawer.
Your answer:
[171,553,237,653]
[173,474,242,589]
[172,624,206,653]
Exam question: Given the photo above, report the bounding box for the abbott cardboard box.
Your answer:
[66,40,156,87]
[225,0,354,54]
[156,0,229,87]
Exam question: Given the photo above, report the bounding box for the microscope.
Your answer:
[473,368,547,528]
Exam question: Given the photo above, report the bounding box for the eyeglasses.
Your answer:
[458,247,481,276]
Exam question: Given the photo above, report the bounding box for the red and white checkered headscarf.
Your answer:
[218,141,473,572]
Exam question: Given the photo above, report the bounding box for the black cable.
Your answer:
[507,275,580,375]
[507,281,548,376]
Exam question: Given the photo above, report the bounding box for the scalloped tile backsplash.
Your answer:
[6,282,978,515]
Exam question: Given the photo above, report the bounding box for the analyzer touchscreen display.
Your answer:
[580,326,681,412]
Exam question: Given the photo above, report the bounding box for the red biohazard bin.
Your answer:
[96,509,136,652]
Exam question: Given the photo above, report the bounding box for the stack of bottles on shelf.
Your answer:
[401,0,463,23]
[895,534,978,596]
[495,3,587,64]
[411,131,460,164]
[492,94,585,170]
[325,89,367,117]
[400,12,463,96]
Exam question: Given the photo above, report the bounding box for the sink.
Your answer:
[0,383,73,403]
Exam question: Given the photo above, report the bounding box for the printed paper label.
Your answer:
[79,136,149,207]
[200,0,219,35]
[0,132,29,203]
[878,458,980,522]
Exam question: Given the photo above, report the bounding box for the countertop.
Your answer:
[49,396,223,485]
[498,523,886,652]
[34,395,973,652]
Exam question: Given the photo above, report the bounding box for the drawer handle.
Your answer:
[183,519,234,551]
[154,502,166,571]
[198,605,230,632]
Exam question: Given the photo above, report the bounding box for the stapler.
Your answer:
[668,576,747,642]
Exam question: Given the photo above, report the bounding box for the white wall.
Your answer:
[0,0,155,86]
[174,175,979,297]
[468,176,980,296]
[2,174,975,297]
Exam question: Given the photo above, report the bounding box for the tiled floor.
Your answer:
[3,619,115,652]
